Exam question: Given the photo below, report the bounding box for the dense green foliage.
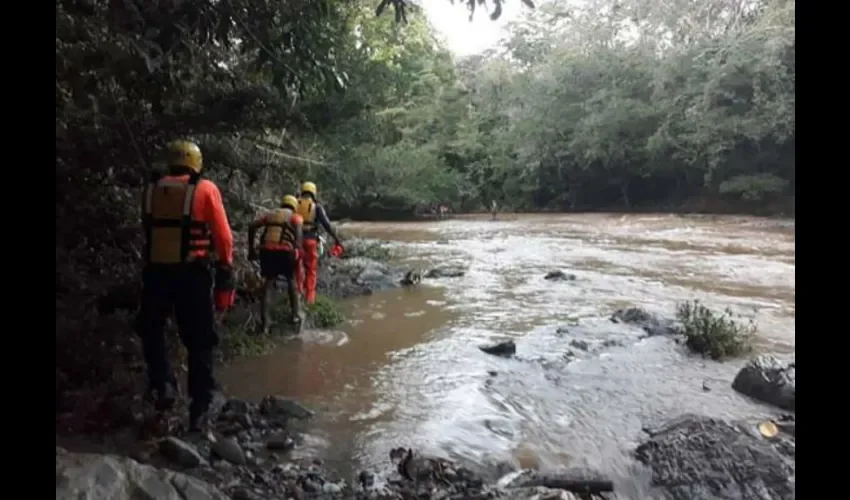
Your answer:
[676,300,756,360]
[309,0,795,216]
[56,0,793,421]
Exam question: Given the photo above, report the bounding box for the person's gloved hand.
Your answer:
[330,242,344,258]
[214,263,236,312]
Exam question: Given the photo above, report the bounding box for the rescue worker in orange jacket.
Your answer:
[295,181,342,304]
[248,194,304,334]
[138,140,235,431]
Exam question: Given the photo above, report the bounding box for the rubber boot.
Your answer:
[288,279,303,334]
[259,278,272,335]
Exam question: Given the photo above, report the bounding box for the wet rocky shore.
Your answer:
[57,318,796,500]
[56,390,795,500]
[59,238,795,500]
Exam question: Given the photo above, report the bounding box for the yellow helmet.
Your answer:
[164,140,203,173]
[300,181,317,198]
[281,195,298,210]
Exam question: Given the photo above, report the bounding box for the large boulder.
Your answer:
[635,414,795,500]
[56,448,228,500]
[732,355,795,411]
[318,257,400,299]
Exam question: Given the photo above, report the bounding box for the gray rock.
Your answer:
[231,488,262,500]
[635,414,795,500]
[479,340,517,357]
[56,451,227,500]
[319,256,401,298]
[266,433,295,451]
[358,470,376,488]
[732,355,795,411]
[159,437,203,468]
[610,307,678,337]
[425,266,466,278]
[211,437,246,465]
[569,339,589,351]
[544,270,577,281]
[223,398,251,415]
[259,395,315,419]
[323,482,343,494]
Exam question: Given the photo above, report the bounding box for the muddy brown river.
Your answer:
[221,213,795,481]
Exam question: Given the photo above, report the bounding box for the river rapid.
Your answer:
[220,213,795,484]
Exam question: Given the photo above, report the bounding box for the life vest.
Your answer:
[261,208,298,250]
[296,197,317,234]
[142,173,212,264]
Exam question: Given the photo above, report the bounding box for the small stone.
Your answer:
[266,432,296,451]
[425,266,466,278]
[323,482,342,494]
[544,270,576,281]
[213,461,233,472]
[358,470,375,488]
[302,479,322,493]
[212,437,246,465]
[236,413,253,429]
[159,437,203,468]
[569,339,589,351]
[232,487,262,500]
[224,398,251,415]
[259,396,315,420]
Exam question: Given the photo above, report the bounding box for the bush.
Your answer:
[306,296,346,328]
[675,300,755,360]
[217,291,346,360]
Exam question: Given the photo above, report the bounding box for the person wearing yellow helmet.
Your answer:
[248,194,305,333]
[295,181,343,304]
[138,139,235,432]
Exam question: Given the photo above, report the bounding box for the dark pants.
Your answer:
[137,263,218,418]
[259,249,300,330]
[259,249,296,279]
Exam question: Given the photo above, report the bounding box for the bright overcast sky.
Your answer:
[422,1,528,57]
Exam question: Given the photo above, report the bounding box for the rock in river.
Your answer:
[732,355,795,411]
[425,265,466,278]
[56,448,228,500]
[610,307,678,337]
[635,414,795,500]
[211,437,246,465]
[479,340,517,357]
[544,270,577,281]
[259,395,315,419]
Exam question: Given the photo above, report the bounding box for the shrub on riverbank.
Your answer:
[219,291,346,360]
[676,300,755,360]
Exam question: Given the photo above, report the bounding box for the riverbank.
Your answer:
[55,237,407,437]
[57,311,796,500]
[335,196,795,222]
